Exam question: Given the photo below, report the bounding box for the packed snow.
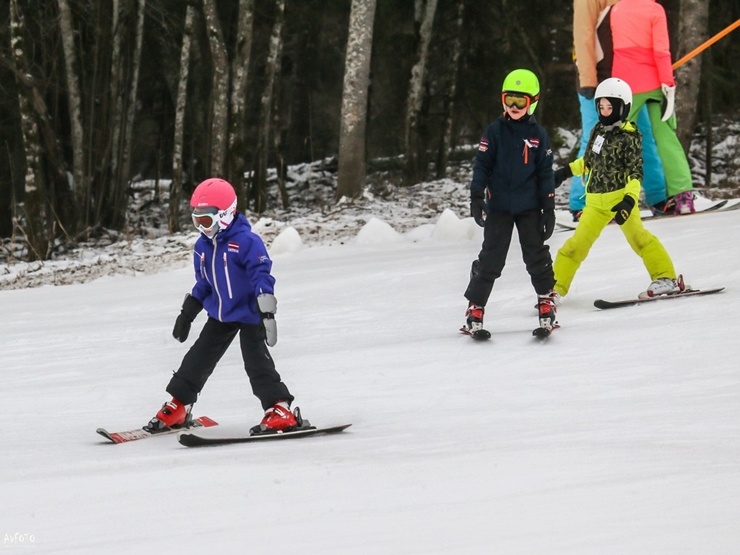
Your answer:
[2,188,740,552]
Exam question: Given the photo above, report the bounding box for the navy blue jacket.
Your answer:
[190,213,275,326]
[471,114,555,214]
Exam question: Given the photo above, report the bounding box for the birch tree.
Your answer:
[202,0,229,177]
[226,0,255,206]
[403,0,438,186]
[674,0,709,153]
[170,4,195,233]
[435,0,464,179]
[102,0,125,226]
[336,0,377,201]
[10,0,49,260]
[251,0,285,212]
[57,0,87,220]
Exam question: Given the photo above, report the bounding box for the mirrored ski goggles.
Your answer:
[502,93,532,110]
[191,208,219,231]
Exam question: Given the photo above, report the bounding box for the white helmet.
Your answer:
[594,78,632,121]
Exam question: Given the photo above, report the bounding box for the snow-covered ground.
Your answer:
[2,199,740,553]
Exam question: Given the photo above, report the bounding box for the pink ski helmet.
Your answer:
[190,178,238,238]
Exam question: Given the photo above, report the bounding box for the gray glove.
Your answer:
[661,84,676,122]
[257,293,278,347]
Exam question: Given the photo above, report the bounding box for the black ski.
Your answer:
[178,423,351,447]
[594,287,724,310]
[556,200,731,232]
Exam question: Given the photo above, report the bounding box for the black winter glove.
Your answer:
[579,87,596,100]
[471,189,488,227]
[611,195,636,225]
[553,166,572,188]
[172,294,203,343]
[539,191,556,241]
[540,210,556,241]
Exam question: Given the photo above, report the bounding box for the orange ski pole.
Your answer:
[673,19,740,69]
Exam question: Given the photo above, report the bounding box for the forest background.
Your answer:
[0,0,738,262]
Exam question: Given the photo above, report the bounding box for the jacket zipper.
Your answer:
[223,252,233,299]
[210,236,222,320]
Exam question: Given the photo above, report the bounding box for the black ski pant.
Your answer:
[166,317,293,410]
[464,209,555,306]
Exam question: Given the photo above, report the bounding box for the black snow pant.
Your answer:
[464,209,555,306]
[166,317,294,410]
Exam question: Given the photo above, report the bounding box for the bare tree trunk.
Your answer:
[336,0,377,201]
[57,0,87,223]
[119,0,146,199]
[435,0,464,179]
[674,0,709,153]
[101,0,125,227]
[202,0,230,177]
[403,0,438,187]
[227,0,255,206]
[251,0,285,213]
[170,5,195,233]
[10,0,49,260]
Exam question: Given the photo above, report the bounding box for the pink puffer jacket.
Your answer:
[610,0,675,93]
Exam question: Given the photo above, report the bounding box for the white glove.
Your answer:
[661,84,676,122]
[257,293,278,347]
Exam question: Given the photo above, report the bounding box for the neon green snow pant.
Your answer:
[629,89,693,197]
[553,189,676,297]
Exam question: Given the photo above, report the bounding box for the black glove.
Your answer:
[540,210,555,241]
[172,294,203,343]
[611,195,636,225]
[471,189,488,227]
[257,293,278,347]
[579,87,596,100]
[538,191,556,241]
[553,166,572,188]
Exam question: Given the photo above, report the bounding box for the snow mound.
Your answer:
[355,217,403,245]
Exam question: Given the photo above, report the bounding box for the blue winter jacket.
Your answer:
[190,213,275,325]
[471,114,555,214]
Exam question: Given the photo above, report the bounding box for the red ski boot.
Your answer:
[250,403,298,435]
[145,398,192,432]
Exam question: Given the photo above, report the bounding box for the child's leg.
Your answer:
[553,206,612,296]
[464,213,515,306]
[239,324,294,410]
[167,318,238,405]
[619,209,677,281]
[515,210,555,295]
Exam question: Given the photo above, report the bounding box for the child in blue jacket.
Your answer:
[462,69,558,339]
[146,178,299,435]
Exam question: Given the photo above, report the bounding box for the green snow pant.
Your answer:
[629,89,693,197]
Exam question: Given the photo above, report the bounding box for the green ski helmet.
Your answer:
[501,69,540,115]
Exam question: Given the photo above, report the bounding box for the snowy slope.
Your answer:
[2,208,740,554]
